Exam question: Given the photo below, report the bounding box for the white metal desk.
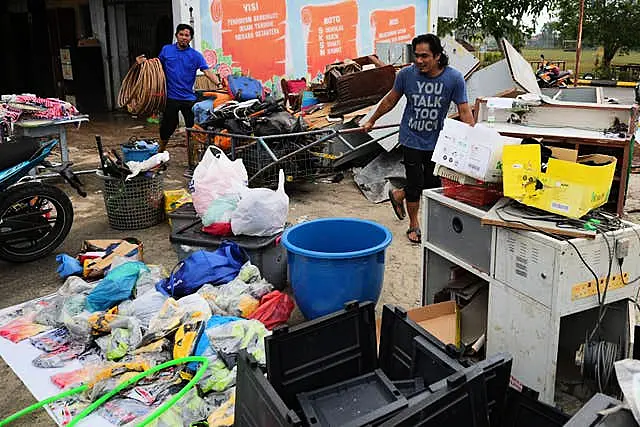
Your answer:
[422,188,640,404]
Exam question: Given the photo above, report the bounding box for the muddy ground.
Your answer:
[0,113,425,425]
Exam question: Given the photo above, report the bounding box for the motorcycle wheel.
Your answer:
[0,183,73,262]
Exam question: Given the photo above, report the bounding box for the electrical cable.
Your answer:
[118,58,167,117]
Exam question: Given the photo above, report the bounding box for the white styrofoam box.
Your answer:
[431,118,521,182]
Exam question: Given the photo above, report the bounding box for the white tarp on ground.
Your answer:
[0,300,112,427]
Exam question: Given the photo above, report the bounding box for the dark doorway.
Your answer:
[125,1,173,63]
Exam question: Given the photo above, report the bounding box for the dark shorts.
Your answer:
[403,145,441,202]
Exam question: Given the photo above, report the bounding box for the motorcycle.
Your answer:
[0,139,85,262]
[536,55,573,88]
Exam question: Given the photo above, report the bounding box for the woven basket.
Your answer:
[97,171,165,230]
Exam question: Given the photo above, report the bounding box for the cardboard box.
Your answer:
[407,301,460,347]
[502,144,617,219]
[432,119,521,183]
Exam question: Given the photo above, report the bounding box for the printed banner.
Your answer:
[209,0,286,81]
[199,0,429,92]
[300,0,359,77]
[370,6,416,46]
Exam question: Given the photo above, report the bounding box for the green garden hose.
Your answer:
[0,384,88,426]
[0,356,209,427]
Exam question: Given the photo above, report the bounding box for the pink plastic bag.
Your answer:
[248,291,295,330]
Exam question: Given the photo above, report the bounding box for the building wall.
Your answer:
[174,0,434,94]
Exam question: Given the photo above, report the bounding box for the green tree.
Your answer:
[553,0,640,68]
[438,0,548,50]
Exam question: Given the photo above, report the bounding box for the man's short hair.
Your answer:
[175,24,194,37]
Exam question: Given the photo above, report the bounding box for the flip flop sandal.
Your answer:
[406,227,421,244]
[389,189,406,220]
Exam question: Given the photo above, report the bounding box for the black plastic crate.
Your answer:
[235,350,303,427]
[378,368,491,427]
[297,369,408,427]
[392,378,426,398]
[266,301,378,409]
[410,335,466,386]
[564,393,637,427]
[379,304,463,381]
[474,353,513,427]
[502,386,570,427]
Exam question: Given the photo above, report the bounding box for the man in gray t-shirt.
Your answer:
[363,34,475,243]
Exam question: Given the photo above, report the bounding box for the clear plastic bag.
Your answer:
[32,341,87,368]
[199,358,237,394]
[231,170,289,237]
[147,298,185,334]
[177,293,212,322]
[58,276,97,296]
[131,290,168,330]
[197,279,266,318]
[95,317,143,360]
[207,388,236,427]
[205,319,270,365]
[34,295,64,327]
[135,265,167,296]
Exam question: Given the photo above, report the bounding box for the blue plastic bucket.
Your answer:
[282,218,392,319]
[121,144,159,163]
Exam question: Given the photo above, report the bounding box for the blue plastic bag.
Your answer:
[56,254,83,279]
[86,261,149,312]
[156,241,247,298]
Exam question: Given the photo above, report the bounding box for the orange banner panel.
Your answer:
[300,0,359,77]
[370,6,416,46]
[212,0,287,80]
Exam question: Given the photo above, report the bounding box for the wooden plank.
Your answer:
[481,198,597,239]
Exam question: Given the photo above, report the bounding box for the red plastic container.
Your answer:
[441,178,502,207]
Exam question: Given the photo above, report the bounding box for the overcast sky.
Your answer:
[523,9,552,31]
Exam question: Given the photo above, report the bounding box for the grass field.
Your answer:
[521,48,640,75]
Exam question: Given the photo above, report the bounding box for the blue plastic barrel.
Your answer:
[121,144,159,163]
[282,218,392,319]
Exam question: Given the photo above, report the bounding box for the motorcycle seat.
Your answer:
[0,139,43,172]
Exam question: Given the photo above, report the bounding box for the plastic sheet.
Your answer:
[34,296,64,327]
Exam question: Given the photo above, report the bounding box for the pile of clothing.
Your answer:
[0,240,295,426]
[0,94,81,124]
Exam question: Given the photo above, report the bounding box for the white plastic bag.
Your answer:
[191,146,248,216]
[231,170,289,237]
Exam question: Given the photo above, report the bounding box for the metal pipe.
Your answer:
[574,0,586,86]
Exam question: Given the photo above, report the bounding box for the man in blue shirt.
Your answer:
[363,34,475,243]
[139,24,222,152]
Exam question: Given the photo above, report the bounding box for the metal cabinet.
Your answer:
[422,188,640,403]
